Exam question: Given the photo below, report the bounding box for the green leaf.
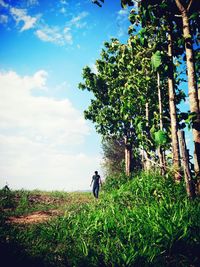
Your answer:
[151,51,162,71]
[140,36,145,46]
[154,130,167,146]
[129,9,136,24]
[189,12,199,21]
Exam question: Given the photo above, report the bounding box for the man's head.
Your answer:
[95,171,98,175]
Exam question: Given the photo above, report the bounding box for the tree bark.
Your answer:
[175,0,200,176]
[157,71,166,174]
[179,130,195,198]
[145,102,151,170]
[124,137,133,176]
[167,23,181,181]
[157,72,163,130]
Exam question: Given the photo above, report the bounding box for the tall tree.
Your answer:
[92,0,200,179]
[174,0,200,176]
[166,21,184,181]
[139,0,200,177]
[79,38,161,176]
[79,40,138,176]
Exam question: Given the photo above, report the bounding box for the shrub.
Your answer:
[0,187,16,209]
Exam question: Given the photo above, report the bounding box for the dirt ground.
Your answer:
[7,209,61,224]
[5,192,93,225]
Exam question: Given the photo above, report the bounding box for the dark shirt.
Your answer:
[92,174,100,187]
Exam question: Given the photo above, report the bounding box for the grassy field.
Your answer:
[0,172,200,267]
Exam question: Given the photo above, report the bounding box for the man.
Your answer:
[90,171,102,198]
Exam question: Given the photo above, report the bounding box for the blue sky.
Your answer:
[0,0,132,191]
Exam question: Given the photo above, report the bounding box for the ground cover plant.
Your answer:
[0,171,199,267]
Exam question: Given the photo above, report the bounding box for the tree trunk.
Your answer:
[157,71,163,171]
[157,72,163,130]
[157,71,166,174]
[175,0,200,176]
[167,24,181,181]
[179,130,195,198]
[145,102,151,170]
[124,137,133,176]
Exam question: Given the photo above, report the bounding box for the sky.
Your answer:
[0,0,133,191]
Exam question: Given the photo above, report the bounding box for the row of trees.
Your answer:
[80,0,200,195]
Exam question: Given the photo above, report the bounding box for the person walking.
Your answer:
[90,171,102,198]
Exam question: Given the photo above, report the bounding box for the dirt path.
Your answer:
[7,209,62,224]
[5,192,94,225]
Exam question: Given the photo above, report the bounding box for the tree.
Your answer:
[79,37,161,176]
[102,137,125,175]
[138,0,200,180]
[151,50,167,174]
[167,22,182,181]
[92,0,200,183]
[79,40,138,176]
[174,0,200,176]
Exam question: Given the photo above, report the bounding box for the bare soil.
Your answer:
[7,209,61,224]
[5,192,93,225]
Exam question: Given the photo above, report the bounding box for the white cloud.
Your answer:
[63,27,73,43]
[0,1,88,47]
[117,9,129,17]
[0,135,101,191]
[35,11,89,46]
[35,25,73,45]
[90,63,98,75]
[70,11,89,29]
[116,8,130,37]
[60,7,67,14]
[0,70,88,142]
[0,14,8,24]
[10,7,38,31]
[0,70,100,191]
[0,0,8,8]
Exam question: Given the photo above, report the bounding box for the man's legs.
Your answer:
[92,186,96,197]
[93,185,99,198]
[95,185,99,198]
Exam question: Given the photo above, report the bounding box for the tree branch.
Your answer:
[187,0,194,12]
[175,0,186,14]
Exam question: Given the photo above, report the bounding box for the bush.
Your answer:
[102,172,130,191]
[0,187,16,209]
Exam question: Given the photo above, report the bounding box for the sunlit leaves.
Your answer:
[154,130,168,146]
[151,51,162,71]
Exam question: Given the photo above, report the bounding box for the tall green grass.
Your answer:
[0,172,199,266]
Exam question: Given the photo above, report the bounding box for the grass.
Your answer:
[0,171,199,266]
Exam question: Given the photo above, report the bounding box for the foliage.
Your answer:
[0,172,199,266]
[102,172,130,191]
[151,50,162,71]
[0,187,16,209]
[101,137,125,175]
[154,129,168,146]
[0,189,74,218]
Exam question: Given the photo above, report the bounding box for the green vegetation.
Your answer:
[0,188,92,218]
[0,172,199,266]
[85,0,200,195]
